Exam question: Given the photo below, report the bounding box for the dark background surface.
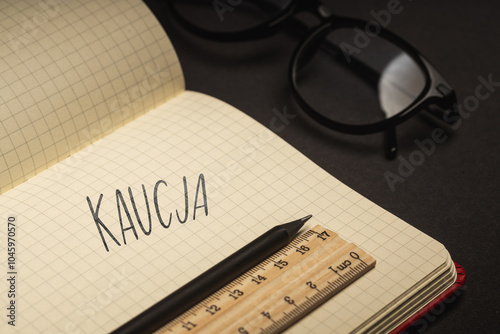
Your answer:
[144,1,499,333]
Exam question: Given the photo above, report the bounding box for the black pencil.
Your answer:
[110,215,312,334]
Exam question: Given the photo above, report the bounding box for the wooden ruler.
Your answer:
[154,225,376,334]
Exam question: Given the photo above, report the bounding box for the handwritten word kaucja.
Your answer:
[87,174,208,252]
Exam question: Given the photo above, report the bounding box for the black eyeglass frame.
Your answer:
[167,0,459,159]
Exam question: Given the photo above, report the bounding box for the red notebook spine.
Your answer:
[391,262,466,334]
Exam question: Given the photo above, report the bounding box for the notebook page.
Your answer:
[0,91,452,333]
[0,0,184,194]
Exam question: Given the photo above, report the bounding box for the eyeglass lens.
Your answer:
[294,27,427,127]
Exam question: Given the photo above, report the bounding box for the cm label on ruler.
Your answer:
[156,225,376,334]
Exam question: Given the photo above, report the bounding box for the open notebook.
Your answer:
[0,0,460,333]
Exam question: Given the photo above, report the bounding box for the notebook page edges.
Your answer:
[0,0,184,194]
[0,91,451,333]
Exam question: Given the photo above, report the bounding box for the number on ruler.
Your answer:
[316,230,331,240]
[182,321,197,331]
[251,274,267,284]
[229,289,244,300]
[261,311,272,320]
[274,259,288,269]
[306,281,318,290]
[205,304,220,315]
[295,245,310,255]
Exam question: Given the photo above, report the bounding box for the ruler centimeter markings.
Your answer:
[154,225,376,334]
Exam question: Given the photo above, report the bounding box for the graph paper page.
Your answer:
[0,91,451,333]
[0,0,184,194]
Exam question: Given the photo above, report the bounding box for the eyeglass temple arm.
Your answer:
[385,127,398,160]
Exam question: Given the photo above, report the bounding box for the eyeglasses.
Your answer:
[168,0,459,159]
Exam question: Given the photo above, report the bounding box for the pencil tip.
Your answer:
[281,214,312,238]
[301,214,313,222]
